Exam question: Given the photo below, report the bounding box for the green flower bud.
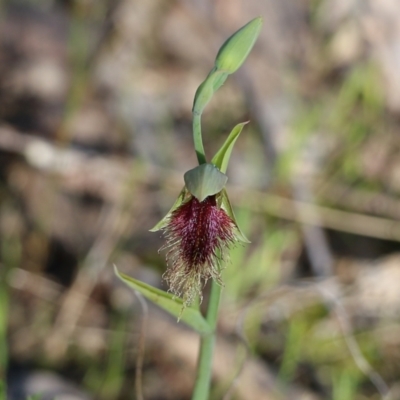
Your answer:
[215,17,262,74]
[184,163,228,202]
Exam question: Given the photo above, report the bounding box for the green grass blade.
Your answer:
[114,266,212,334]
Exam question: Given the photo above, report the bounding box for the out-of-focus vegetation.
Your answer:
[1,0,400,399]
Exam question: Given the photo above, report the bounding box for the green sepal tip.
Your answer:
[149,186,189,232]
[219,188,250,243]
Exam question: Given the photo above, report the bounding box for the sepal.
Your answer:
[149,187,189,232]
[219,188,250,243]
[211,121,249,173]
[184,163,228,202]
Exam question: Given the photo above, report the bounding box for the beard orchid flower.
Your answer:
[151,150,249,307]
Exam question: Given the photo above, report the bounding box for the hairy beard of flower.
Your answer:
[162,194,236,305]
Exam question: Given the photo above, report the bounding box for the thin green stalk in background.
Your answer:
[0,203,23,400]
[0,249,11,400]
[0,277,8,400]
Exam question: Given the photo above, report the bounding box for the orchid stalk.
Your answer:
[116,17,262,400]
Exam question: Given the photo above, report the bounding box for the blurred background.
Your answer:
[1,0,400,399]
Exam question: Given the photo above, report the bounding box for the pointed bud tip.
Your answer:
[215,17,263,74]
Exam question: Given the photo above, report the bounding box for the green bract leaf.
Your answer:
[193,69,216,116]
[212,71,229,93]
[215,17,263,74]
[149,187,188,232]
[220,189,250,243]
[193,68,228,116]
[211,121,249,173]
[114,266,212,334]
[184,163,228,202]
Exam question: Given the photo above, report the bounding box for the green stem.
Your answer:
[191,280,222,400]
[192,88,220,400]
[0,269,8,400]
[193,112,207,165]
